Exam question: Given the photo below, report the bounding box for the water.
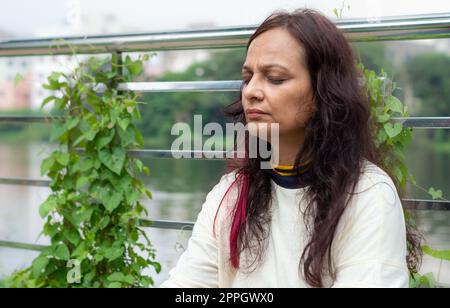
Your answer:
[0,137,449,286]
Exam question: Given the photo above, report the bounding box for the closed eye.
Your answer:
[242,75,251,85]
[242,75,287,85]
[267,77,285,85]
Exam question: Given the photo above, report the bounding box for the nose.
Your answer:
[243,77,264,103]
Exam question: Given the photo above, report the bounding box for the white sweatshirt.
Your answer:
[159,161,409,288]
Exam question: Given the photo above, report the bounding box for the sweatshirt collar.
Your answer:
[263,163,312,189]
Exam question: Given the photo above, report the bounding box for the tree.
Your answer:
[405,53,450,143]
[136,48,246,148]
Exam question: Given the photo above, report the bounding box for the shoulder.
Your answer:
[332,161,408,278]
[206,170,240,205]
[196,170,240,233]
[339,160,404,228]
[354,160,398,206]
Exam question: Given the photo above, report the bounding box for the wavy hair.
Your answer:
[215,9,422,287]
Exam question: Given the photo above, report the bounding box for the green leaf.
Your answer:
[86,91,101,110]
[39,197,57,218]
[104,246,123,261]
[107,272,125,282]
[83,271,96,285]
[43,83,59,91]
[118,118,130,131]
[91,185,123,213]
[42,96,57,108]
[72,242,88,259]
[376,113,390,123]
[333,8,339,18]
[76,176,89,190]
[96,129,115,149]
[125,55,143,76]
[66,207,94,226]
[64,229,80,245]
[109,108,120,125]
[80,116,99,141]
[422,245,450,261]
[145,189,152,199]
[135,159,143,172]
[103,190,123,213]
[49,72,62,83]
[40,157,55,176]
[117,126,135,147]
[143,166,150,176]
[384,122,403,138]
[80,158,94,172]
[98,216,110,230]
[56,152,70,166]
[43,222,59,238]
[421,273,436,288]
[392,162,408,188]
[134,129,144,147]
[385,96,404,114]
[50,122,67,142]
[428,187,443,200]
[150,261,161,274]
[54,243,70,261]
[99,148,126,175]
[73,135,86,147]
[65,117,79,131]
[54,97,68,110]
[124,275,135,285]
[105,71,118,79]
[410,272,436,288]
[139,277,150,288]
[32,256,49,277]
[107,282,122,288]
[126,190,141,204]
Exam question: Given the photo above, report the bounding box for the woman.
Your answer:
[160,8,421,288]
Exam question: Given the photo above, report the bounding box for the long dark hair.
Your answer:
[217,8,422,287]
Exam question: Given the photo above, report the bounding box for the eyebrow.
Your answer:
[241,64,289,73]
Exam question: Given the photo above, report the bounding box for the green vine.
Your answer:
[6,52,160,288]
[360,63,450,287]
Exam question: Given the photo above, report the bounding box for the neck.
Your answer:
[272,132,304,166]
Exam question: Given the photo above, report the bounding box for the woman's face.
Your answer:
[242,27,315,140]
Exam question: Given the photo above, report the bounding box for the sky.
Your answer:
[1,0,450,39]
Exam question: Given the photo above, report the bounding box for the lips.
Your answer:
[246,109,268,120]
[246,108,268,115]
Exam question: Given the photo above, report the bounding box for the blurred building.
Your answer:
[0,30,34,111]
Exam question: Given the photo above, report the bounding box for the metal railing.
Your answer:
[1,13,450,57]
[0,12,450,251]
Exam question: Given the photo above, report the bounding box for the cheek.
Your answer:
[275,91,314,131]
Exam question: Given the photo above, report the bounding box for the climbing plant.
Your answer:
[7,51,160,288]
[360,63,450,287]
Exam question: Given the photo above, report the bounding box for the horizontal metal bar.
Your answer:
[0,219,194,252]
[339,13,450,41]
[391,117,450,129]
[403,199,450,211]
[0,116,55,123]
[0,240,46,252]
[1,176,449,211]
[1,113,450,129]
[116,81,243,92]
[1,13,449,57]
[127,149,239,160]
[140,219,194,230]
[0,177,51,187]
